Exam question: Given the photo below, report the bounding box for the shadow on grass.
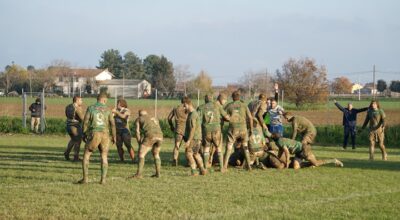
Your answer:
[0,162,81,170]
[341,159,400,172]
[314,146,400,156]
[0,144,179,165]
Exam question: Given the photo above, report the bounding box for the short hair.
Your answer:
[97,93,108,101]
[72,96,81,103]
[117,99,128,108]
[182,96,192,105]
[35,98,41,103]
[369,100,380,109]
[204,94,213,103]
[271,132,281,140]
[258,93,267,101]
[232,90,241,101]
[139,109,147,116]
[283,112,292,118]
[217,93,227,101]
[181,96,188,104]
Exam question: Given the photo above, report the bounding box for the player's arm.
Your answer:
[334,100,345,112]
[375,110,386,130]
[186,115,196,144]
[256,103,267,129]
[109,112,116,144]
[167,109,175,131]
[76,107,85,121]
[283,146,290,168]
[246,107,254,135]
[291,119,298,140]
[82,107,90,135]
[29,104,34,112]
[361,112,370,130]
[219,105,230,121]
[135,118,141,145]
[112,108,129,119]
[355,107,369,113]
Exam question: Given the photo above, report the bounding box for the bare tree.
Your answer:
[276,58,329,108]
[174,65,193,95]
[239,69,274,99]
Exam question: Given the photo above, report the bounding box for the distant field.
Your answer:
[0,134,399,219]
[1,97,399,125]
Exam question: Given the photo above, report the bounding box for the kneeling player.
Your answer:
[131,110,163,178]
[271,133,343,169]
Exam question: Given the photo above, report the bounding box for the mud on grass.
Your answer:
[0,134,400,219]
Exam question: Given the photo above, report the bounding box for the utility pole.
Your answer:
[373,65,376,99]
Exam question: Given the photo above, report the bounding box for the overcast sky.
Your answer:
[0,0,399,85]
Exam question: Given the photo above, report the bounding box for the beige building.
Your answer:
[53,68,151,98]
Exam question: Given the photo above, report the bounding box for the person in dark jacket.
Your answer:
[29,98,45,133]
[334,100,368,149]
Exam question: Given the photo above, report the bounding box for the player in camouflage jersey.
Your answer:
[248,93,268,131]
[131,110,163,178]
[223,90,253,172]
[197,94,230,171]
[64,96,84,161]
[271,133,343,169]
[247,126,269,169]
[112,99,135,163]
[183,97,206,176]
[228,127,268,170]
[168,97,189,166]
[361,100,387,160]
[77,93,116,184]
[283,112,317,149]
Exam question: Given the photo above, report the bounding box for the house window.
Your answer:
[75,77,79,82]
[59,76,63,82]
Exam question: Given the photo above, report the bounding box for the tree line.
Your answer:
[1,52,400,108]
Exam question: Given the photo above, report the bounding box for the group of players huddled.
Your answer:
[65,84,392,184]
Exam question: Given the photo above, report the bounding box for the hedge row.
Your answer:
[0,116,398,147]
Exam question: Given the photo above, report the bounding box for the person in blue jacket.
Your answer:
[334,99,368,149]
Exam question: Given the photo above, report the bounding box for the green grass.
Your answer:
[1,135,400,219]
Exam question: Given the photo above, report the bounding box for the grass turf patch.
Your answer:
[0,134,399,219]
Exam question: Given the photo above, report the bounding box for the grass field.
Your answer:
[1,134,399,219]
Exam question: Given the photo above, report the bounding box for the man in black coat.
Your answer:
[334,100,368,149]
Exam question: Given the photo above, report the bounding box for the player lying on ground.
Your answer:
[270,133,343,169]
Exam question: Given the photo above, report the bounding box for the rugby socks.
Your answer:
[155,157,161,177]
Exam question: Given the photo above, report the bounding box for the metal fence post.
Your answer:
[155,89,158,118]
[22,89,26,128]
[197,89,200,107]
[40,89,45,134]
